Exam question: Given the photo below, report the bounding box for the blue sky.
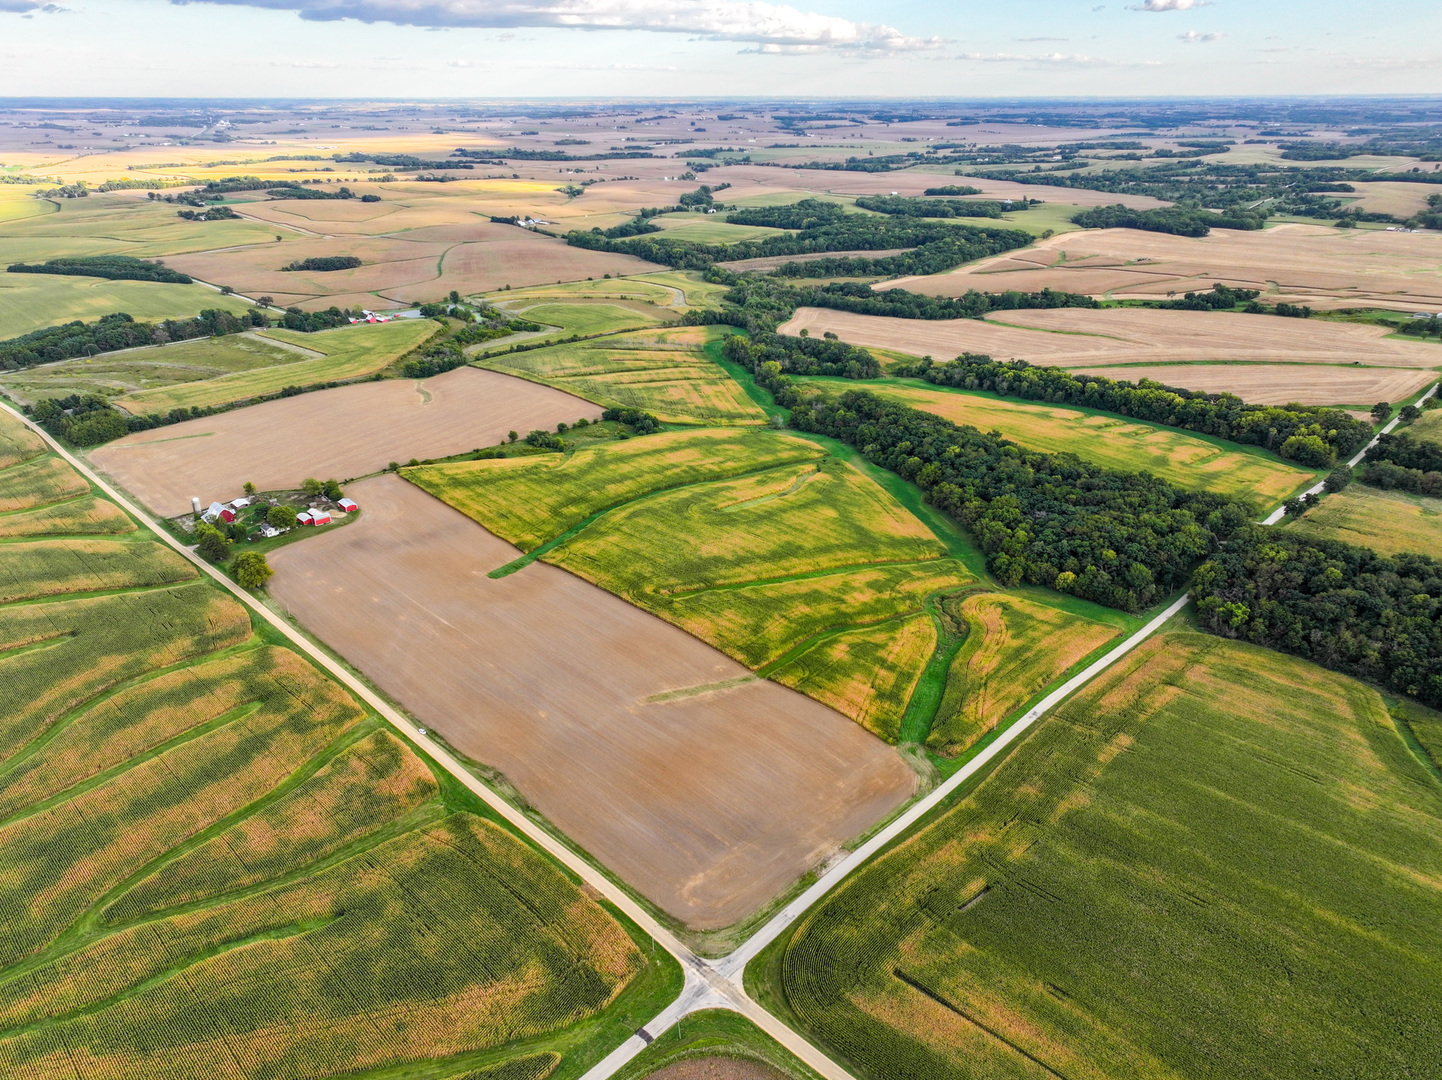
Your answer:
[0,0,1438,98]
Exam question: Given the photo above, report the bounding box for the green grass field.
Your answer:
[0,411,675,1079]
[629,270,734,310]
[472,325,765,425]
[0,272,255,341]
[114,318,437,414]
[508,301,663,339]
[409,429,980,740]
[1409,407,1442,446]
[0,331,305,405]
[760,631,1442,1080]
[1288,483,1442,558]
[859,381,1315,508]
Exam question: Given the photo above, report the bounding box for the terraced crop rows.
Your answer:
[0,413,660,1079]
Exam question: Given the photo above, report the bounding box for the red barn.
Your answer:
[338,498,358,513]
[309,508,332,526]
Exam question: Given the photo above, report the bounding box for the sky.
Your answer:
[0,0,1439,99]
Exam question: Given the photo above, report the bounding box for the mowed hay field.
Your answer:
[771,632,1442,1080]
[892,222,1442,311]
[474,326,765,426]
[114,318,438,414]
[1287,484,1442,558]
[1058,362,1438,408]
[858,382,1314,506]
[0,332,307,406]
[92,365,599,516]
[0,411,664,1079]
[410,430,976,743]
[781,305,1441,371]
[269,473,914,930]
[0,271,254,341]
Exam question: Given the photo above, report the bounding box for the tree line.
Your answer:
[892,352,1372,467]
[1070,204,1267,237]
[5,255,192,284]
[722,331,880,382]
[852,195,1035,219]
[1360,430,1442,495]
[0,309,268,371]
[282,256,362,273]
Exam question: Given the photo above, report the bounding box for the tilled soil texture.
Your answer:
[1056,363,1438,406]
[646,1058,789,1080]
[268,475,916,931]
[890,223,1442,311]
[90,367,600,517]
[781,305,1438,375]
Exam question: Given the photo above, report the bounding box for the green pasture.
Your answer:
[115,317,437,414]
[629,269,734,309]
[1,331,302,405]
[1286,483,1442,559]
[0,272,254,341]
[0,412,677,1079]
[758,631,1442,1080]
[508,301,663,339]
[472,326,764,425]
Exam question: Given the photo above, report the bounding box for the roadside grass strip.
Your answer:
[114,318,437,415]
[0,408,668,1079]
[770,632,1442,1080]
[473,326,764,426]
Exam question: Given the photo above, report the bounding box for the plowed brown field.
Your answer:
[90,366,599,516]
[890,223,1442,311]
[268,475,915,930]
[1061,363,1438,405]
[780,306,1440,371]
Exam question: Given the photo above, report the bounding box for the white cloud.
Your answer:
[1178,29,1224,42]
[1131,0,1210,10]
[177,0,941,51]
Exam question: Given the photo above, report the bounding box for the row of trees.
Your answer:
[1070,204,1267,236]
[891,352,1373,466]
[5,255,191,284]
[852,195,1034,219]
[721,330,880,381]
[0,309,268,371]
[1193,529,1442,706]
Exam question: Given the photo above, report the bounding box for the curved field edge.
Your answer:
[748,631,1442,1080]
[0,416,680,1080]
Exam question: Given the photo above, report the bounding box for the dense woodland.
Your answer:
[282,255,363,272]
[851,195,1032,219]
[893,352,1372,466]
[5,255,192,284]
[1361,431,1442,494]
[721,331,880,380]
[1193,530,1442,707]
[789,388,1242,612]
[1070,204,1267,236]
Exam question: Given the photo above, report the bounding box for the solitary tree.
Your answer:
[233,551,274,590]
[1371,401,1392,423]
[243,481,257,497]
[301,477,323,497]
[195,523,230,562]
[1323,465,1353,492]
[1399,405,1422,423]
[258,296,274,308]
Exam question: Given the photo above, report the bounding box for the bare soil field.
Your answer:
[891,223,1442,311]
[268,474,914,930]
[781,305,1440,371]
[89,366,599,516]
[1061,363,1438,406]
[1343,182,1438,219]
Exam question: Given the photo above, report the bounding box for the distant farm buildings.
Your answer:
[349,310,395,324]
[202,500,235,524]
[338,498,359,513]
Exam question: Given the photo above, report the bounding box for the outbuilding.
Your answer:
[231,497,251,509]
[338,498,359,513]
[203,501,235,524]
[295,511,315,527]
[309,507,332,526]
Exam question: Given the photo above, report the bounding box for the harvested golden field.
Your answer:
[269,474,914,930]
[893,223,1442,311]
[1287,485,1442,558]
[863,382,1313,506]
[929,593,1119,755]
[1343,181,1439,219]
[1411,407,1442,444]
[474,325,765,425]
[1057,362,1439,407]
[781,305,1440,370]
[91,366,600,516]
[0,411,44,467]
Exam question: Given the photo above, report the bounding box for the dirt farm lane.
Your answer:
[268,474,916,929]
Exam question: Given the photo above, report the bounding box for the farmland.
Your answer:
[857,382,1315,506]
[1054,362,1438,408]
[91,365,599,517]
[268,473,914,930]
[472,326,766,425]
[781,305,1440,374]
[894,222,1442,312]
[1287,483,1442,558]
[1411,407,1442,445]
[0,272,254,341]
[114,317,438,414]
[764,632,1442,1080]
[0,409,668,1078]
[0,331,307,406]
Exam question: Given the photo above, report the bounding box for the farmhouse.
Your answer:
[338,498,359,513]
